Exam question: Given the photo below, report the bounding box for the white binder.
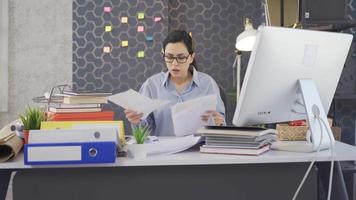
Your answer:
[28,129,119,144]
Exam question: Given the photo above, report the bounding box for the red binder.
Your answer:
[47,111,115,121]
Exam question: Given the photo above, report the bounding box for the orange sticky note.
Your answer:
[154,16,162,22]
[121,16,128,23]
[137,51,144,58]
[137,25,144,32]
[105,26,112,32]
[103,46,111,53]
[138,12,145,20]
[121,40,128,47]
[104,7,112,13]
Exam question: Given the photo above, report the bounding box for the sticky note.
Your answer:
[105,26,112,32]
[121,40,128,47]
[104,7,112,13]
[154,16,162,22]
[145,36,153,42]
[137,25,144,32]
[103,46,111,53]
[121,16,128,23]
[189,32,192,37]
[138,12,145,20]
[137,51,144,58]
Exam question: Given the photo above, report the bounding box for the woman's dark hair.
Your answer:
[162,30,197,70]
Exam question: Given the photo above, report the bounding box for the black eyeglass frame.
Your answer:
[162,53,192,64]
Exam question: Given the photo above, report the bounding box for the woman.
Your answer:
[125,30,225,136]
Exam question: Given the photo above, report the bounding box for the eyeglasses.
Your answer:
[163,54,190,64]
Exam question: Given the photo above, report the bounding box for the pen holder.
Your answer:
[127,144,147,159]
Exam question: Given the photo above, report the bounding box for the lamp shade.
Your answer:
[235,19,257,51]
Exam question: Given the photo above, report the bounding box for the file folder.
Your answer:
[28,129,119,145]
[40,121,125,145]
[24,142,117,165]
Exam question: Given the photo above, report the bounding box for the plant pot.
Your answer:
[128,144,147,159]
[23,130,30,144]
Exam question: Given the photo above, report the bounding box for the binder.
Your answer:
[28,129,119,145]
[40,121,125,144]
[24,142,117,165]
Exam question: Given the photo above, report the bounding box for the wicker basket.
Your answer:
[276,124,309,141]
[277,119,335,141]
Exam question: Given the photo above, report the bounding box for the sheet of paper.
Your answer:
[127,135,201,156]
[171,95,217,137]
[107,89,169,118]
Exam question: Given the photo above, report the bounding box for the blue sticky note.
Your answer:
[145,36,153,42]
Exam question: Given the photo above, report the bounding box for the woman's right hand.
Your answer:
[124,109,144,125]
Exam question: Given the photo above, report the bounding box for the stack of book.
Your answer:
[198,126,277,156]
[47,91,114,121]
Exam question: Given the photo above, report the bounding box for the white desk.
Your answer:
[1,141,356,169]
[2,141,356,200]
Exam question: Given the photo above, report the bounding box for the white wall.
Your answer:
[7,0,72,115]
[0,0,8,112]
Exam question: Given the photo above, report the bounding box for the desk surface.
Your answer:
[1,141,356,169]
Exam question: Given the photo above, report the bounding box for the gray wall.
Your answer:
[6,0,72,116]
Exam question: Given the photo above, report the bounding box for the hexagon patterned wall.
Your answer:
[73,0,265,129]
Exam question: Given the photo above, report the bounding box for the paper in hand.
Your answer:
[107,89,169,118]
[171,95,217,137]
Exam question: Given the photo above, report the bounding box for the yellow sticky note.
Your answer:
[103,46,111,53]
[137,51,144,58]
[105,26,112,32]
[121,16,128,23]
[189,32,192,37]
[138,12,145,20]
[121,40,128,47]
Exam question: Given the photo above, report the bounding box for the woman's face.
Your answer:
[164,42,195,79]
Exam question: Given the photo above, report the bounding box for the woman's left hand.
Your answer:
[201,110,225,126]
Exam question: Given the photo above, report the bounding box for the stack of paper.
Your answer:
[198,126,277,156]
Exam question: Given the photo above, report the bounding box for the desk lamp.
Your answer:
[233,18,257,100]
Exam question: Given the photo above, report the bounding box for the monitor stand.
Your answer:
[271,79,335,152]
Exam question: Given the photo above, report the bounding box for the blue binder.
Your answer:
[24,142,117,165]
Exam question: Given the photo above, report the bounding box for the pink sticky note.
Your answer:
[137,25,144,32]
[104,7,112,13]
[154,16,162,22]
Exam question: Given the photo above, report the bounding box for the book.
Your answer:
[63,96,108,104]
[200,145,270,156]
[47,111,114,121]
[49,103,101,109]
[62,91,112,96]
[49,107,102,113]
[197,126,277,137]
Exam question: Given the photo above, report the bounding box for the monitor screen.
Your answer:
[233,26,352,127]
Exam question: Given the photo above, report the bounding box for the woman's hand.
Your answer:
[124,109,144,125]
[201,110,225,126]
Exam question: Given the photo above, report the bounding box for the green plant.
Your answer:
[132,125,151,144]
[19,106,46,130]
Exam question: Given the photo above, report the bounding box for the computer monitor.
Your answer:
[233,26,352,151]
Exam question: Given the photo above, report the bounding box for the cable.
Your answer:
[317,115,335,200]
[292,114,323,200]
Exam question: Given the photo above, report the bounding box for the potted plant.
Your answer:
[19,106,46,144]
[128,125,151,159]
